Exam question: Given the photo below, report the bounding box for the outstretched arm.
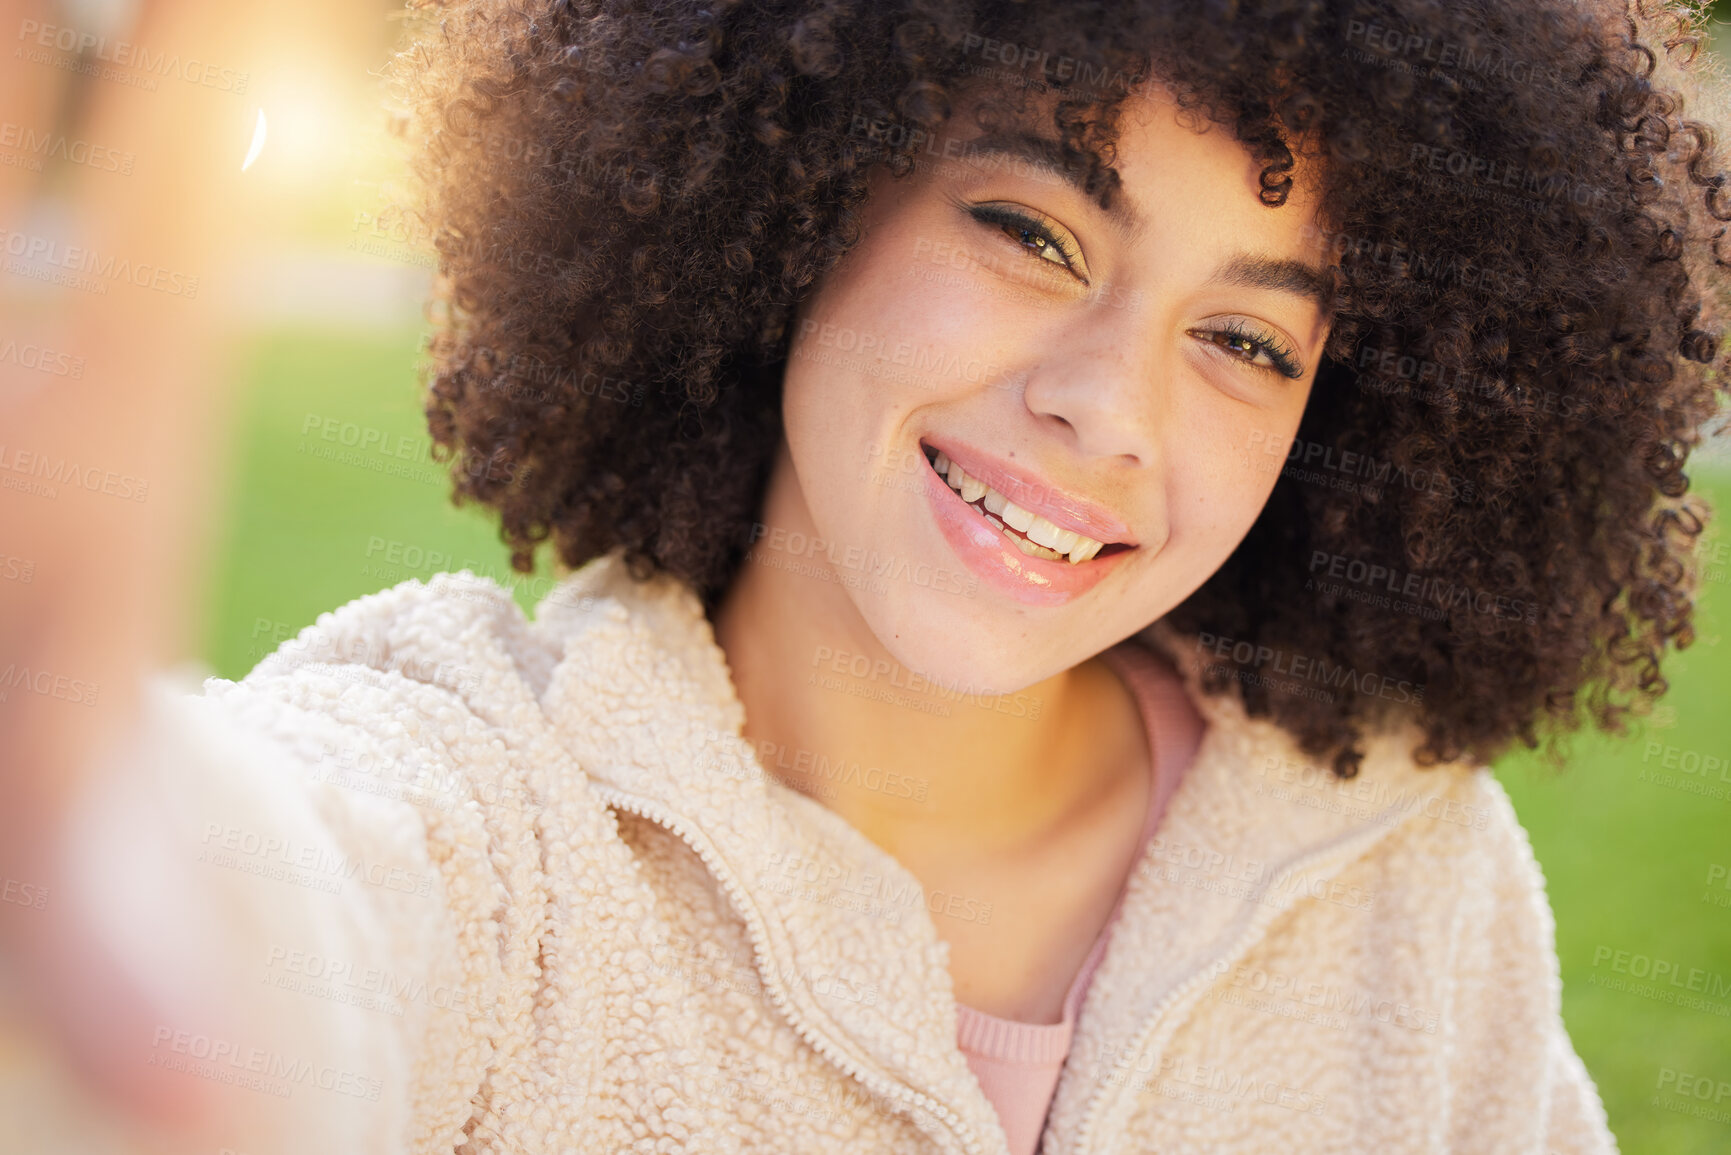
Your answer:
[0,0,430,1145]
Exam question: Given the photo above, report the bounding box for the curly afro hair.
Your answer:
[388,0,1731,776]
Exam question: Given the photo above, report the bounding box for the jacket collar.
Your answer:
[528,553,1461,1155]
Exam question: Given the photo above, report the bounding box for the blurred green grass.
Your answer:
[200,323,1731,1153]
[200,325,558,680]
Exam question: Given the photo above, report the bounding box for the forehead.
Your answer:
[1116,84,1325,225]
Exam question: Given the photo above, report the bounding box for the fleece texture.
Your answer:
[91,551,1618,1153]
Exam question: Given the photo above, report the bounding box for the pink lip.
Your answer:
[920,449,1135,608]
[920,437,1136,546]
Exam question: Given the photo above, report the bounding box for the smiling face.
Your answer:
[772,82,1333,694]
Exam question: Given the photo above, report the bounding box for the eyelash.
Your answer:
[966,203,1086,281]
[1193,319,1305,380]
[964,200,1305,380]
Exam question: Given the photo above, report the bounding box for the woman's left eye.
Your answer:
[1191,322,1304,379]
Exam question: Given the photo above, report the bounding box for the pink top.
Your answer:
[953,637,1206,1155]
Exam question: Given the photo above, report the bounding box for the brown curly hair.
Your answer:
[389,0,1731,776]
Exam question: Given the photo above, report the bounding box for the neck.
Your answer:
[711,447,1142,862]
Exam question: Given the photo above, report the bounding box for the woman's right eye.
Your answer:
[964,203,1089,284]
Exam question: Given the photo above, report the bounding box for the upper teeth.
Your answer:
[932,450,1106,564]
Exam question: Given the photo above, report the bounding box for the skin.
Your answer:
[713,82,1333,1023]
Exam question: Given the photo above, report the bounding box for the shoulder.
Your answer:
[1362,755,1615,1148]
[194,551,708,778]
[1169,652,1567,989]
[171,565,656,905]
[1327,712,1562,960]
[237,570,553,704]
[1377,749,1559,952]
[1143,612,1558,936]
[1429,767,1566,1009]
[1327,731,1570,1047]
[186,571,585,812]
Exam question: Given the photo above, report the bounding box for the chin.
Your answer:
[844,583,1072,700]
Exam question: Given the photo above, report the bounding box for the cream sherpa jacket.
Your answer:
[80,551,1618,1154]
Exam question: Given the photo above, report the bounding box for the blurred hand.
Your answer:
[0,0,398,1147]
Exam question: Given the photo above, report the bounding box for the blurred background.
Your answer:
[2,0,1729,1150]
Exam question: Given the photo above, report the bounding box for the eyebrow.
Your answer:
[1207,254,1336,317]
[954,130,1144,239]
[954,130,1335,316]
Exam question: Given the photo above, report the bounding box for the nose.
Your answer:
[1016,306,1168,469]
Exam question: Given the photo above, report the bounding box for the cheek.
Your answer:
[779,338,838,447]
[1167,411,1294,550]
[778,282,929,523]
[784,241,1016,459]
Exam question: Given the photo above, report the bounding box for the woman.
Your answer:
[7,0,1726,1151]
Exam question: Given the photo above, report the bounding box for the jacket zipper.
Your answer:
[1068,823,1393,1155]
[591,782,989,1155]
